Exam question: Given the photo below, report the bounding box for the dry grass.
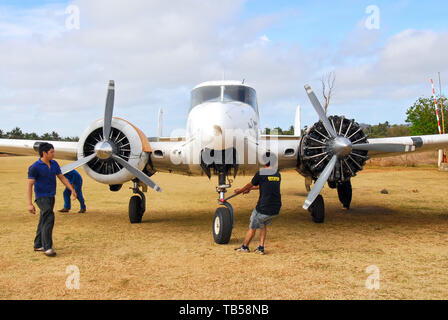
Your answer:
[0,156,448,300]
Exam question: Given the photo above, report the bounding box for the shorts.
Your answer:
[249,208,277,230]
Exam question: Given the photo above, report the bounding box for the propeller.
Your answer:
[302,84,415,209]
[304,84,337,138]
[303,155,337,210]
[61,81,162,192]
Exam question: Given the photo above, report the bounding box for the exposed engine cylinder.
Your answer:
[298,115,369,183]
[77,118,149,185]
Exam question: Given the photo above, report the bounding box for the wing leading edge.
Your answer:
[366,133,448,158]
[0,139,78,160]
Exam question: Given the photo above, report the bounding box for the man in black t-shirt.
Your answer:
[234,154,281,255]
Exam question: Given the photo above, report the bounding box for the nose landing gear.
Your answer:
[212,172,235,244]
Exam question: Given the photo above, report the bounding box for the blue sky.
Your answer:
[1,0,448,137]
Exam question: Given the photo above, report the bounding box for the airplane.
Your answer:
[1,80,448,244]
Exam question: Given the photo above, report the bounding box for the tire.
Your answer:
[129,195,144,223]
[212,207,233,244]
[309,195,325,223]
[337,180,352,209]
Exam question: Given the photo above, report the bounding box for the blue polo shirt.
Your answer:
[64,170,82,187]
[28,159,62,199]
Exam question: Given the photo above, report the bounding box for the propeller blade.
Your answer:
[352,143,415,153]
[103,80,115,141]
[304,84,337,138]
[112,154,162,192]
[61,153,97,175]
[303,155,337,210]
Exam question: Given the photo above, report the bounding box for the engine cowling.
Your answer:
[77,118,150,185]
[298,115,369,183]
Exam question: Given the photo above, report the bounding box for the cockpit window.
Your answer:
[190,85,258,111]
[190,86,221,108]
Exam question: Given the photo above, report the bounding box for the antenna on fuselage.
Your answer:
[158,107,163,139]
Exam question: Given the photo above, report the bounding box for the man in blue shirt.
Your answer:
[27,143,77,257]
[58,169,86,213]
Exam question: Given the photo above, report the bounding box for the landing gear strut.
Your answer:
[212,172,234,244]
[129,179,146,223]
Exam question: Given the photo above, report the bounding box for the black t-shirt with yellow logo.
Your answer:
[251,169,282,216]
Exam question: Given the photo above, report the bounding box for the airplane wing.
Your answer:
[258,134,300,170]
[0,139,78,160]
[257,132,448,169]
[366,133,448,158]
[146,137,192,175]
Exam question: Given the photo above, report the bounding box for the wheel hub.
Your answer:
[214,216,221,235]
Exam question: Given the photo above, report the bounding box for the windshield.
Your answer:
[190,85,258,111]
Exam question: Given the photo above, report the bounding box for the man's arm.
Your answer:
[235,182,256,195]
[57,174,77,200]
[27,179,36,214]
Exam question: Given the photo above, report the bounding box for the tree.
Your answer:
[406,96,448,135]
[321,71,336,114]
[51,131,61,140]
[387,124,410,137]
[24,132,40,140]
[272,126,283,135]
[283,125,294,135]
[40,132,53,141]
[6,127,24,139]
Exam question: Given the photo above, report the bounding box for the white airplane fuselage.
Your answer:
[152,81,266,175]
[150,80,298,176]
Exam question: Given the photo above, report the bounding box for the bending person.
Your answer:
[58,169,86,213]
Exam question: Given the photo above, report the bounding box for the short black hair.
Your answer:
[39,142,54,157]
[262,152,277,167]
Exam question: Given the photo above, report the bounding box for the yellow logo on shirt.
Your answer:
[267,176,280,182]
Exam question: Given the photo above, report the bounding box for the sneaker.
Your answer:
[235,245,250,253]
[254,246,265,255]
[44,249,56,257]
[34,247,44,252]
[78,209,86,213]
[58,208,70,213]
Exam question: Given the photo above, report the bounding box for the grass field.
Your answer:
[0,156,448,299]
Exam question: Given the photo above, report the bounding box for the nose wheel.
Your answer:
[213,206,233,244]
[212,172,235,244]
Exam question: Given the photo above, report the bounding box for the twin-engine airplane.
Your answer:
[1,80,448,244]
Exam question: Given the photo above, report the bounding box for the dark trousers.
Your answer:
[63,185,86,210]
[34,197,55,251]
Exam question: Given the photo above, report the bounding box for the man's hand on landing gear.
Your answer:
[234,188,250,195]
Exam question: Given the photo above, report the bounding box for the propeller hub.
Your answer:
[94,141,115,160]
[331,136,352,158]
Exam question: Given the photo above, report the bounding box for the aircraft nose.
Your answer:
[192,101,257,150]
